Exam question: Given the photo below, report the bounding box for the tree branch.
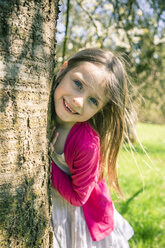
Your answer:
[62,0,70,63]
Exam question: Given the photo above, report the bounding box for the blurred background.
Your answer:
[55,1,165,247]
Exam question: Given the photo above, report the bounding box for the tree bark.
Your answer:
[0,0,59,247]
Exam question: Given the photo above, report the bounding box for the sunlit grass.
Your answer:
[112,123,165,248]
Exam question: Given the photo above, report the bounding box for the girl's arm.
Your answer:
[51,142,99,206]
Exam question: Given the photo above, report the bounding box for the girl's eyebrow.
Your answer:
[72,73,87,86]
[72,72,106,104]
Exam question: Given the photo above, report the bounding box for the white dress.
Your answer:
[51,152,134,248]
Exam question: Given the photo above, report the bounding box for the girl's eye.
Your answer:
[89,97,98,106]
[74,80,83,89]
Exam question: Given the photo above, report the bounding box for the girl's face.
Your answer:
[54,62,109,128]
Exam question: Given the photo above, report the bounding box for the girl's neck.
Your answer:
[55,116,76,131]
[54,118,76,154]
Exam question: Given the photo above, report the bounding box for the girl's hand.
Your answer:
[49,126,59,155]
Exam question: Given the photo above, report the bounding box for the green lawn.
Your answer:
[112,123,165,248]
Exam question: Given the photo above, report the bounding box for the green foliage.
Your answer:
[112,123,165,248]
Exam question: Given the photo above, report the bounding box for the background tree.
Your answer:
[0,0,59,247]
[56,0,165,124]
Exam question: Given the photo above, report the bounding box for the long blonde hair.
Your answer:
[51,48,134,195]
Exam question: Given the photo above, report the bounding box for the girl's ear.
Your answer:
[57,61,68,77]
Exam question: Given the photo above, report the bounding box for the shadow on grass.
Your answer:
[120,188,143,214]
[121,188,164,245]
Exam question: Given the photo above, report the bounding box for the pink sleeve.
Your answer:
[51,143,99,206]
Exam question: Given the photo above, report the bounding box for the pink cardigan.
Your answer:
[51,122,114,241]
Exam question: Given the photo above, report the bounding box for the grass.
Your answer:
[112,123,165,248]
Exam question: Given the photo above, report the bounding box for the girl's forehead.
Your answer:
[69,62,107,88]
[70,62,105,78]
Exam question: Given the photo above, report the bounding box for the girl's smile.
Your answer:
[63,98,79,115]
[54,62,109,128]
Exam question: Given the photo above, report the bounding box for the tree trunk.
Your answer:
[0,0,59,247]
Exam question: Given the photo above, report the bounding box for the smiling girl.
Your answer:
[50,48,134,247]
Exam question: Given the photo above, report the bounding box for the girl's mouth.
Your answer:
[63,99,79,115]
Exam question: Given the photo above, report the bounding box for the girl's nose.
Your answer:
[72,97,84,108]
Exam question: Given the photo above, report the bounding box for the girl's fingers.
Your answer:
[50,143,54,154]
[49,129,59,155]
[52,132,59,146]
[52,126,56,132]
[50,126,56,142]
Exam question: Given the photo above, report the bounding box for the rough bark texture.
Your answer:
[0,0,59,247]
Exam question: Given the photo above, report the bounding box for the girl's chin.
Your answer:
[55,114,76,126]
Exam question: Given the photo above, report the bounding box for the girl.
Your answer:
[50,48,134,248]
